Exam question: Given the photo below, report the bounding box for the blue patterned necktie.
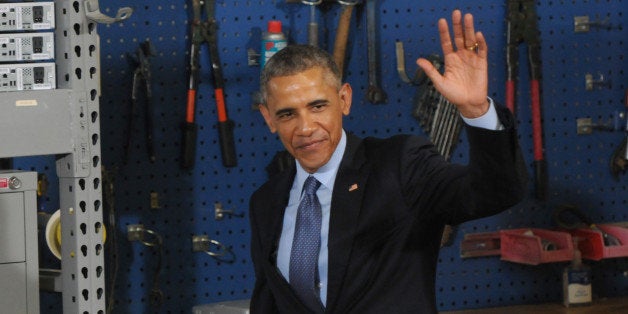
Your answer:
[289,175,323,311]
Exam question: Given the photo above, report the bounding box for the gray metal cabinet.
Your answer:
[0,171,38,314]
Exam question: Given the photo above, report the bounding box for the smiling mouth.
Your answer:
[297,139,325,150]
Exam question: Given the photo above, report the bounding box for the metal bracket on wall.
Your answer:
[127,224,162,247]
[574,15,612,33]
[214,202,244,220]
[192,235,235,263]
[84,0,133,24]
[460,232,502,258]
[585,73,612,90]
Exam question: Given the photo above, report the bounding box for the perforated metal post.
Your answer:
[54,0,105,312]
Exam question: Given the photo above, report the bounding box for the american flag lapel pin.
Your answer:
[348,183,358,192]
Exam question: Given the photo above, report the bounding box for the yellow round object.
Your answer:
[56,222,107,244]
[46,209,107,260]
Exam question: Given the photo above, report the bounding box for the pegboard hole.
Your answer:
[81,245,88,257]
[93,177,100,190]
[73,1,79,13]
[75,68,82,80]
[79,179,85,190]
[80,223,87,235]
[96,266,102,277]
[74,23,81,35]
[95,244,102,256]
[82,289,89,301]
[81,267,88,279]
[75,46,81,57]
[97,288,103,300]
[80,201,86,212]
[94,200,101,211]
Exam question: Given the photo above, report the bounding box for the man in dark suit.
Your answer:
[249,10,527,314]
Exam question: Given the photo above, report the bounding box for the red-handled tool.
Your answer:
[182,0,237,169]
[506,0,547,200]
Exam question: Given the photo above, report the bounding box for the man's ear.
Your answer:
[339,83,352,116]
[258,104,277,133]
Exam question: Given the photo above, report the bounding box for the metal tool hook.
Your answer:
[192,235,236,263]
[301,0,323,5]
[337,0,360,5]
[214,202,245,220]
[84,0,133,24]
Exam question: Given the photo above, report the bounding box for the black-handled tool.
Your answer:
[125,40,156,163]
[183,0,237,169]
[366,0,386,104]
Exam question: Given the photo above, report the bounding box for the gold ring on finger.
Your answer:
[465,42,479,51]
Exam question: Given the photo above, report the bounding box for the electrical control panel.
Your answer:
[0,62,56,91]
[0,2,55,31]
[0,32,54,61]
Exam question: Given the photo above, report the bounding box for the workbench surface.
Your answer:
[442,297,628,313]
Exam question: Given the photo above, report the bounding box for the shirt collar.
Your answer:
[295,130,347,192]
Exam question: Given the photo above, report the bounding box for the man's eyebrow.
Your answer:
[273,99,328,116]
[307,99,328,107]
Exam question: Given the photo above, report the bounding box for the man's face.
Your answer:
[260,66,352,173]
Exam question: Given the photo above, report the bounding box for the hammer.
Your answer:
[333,0,359,78]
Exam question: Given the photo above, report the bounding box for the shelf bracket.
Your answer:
[84,0,133,24]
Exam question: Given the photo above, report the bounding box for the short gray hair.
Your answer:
[260,44,342,105]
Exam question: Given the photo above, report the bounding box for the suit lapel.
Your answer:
[326,134,370,311]
[262,165,295,267]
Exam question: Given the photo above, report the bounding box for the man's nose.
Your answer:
[297,113,316,135]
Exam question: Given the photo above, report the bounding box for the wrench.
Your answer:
[333,0,359,78]
[366,0,386,104]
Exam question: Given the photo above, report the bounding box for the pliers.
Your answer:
[505,0,547,200]
[125,40,156,163]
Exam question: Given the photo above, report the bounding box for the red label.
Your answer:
[0,178,7,189]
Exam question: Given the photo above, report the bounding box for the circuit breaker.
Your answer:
[0,170,39,314]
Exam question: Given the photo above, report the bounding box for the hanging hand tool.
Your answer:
[125,40,156,163]
[610,88,628,180]
[505,0,547,200]
[301,0,321,47]
[332,0,359,78]
[365,0,386,104]
[183,0,237,169]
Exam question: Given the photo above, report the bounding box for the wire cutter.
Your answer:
[182,0,237,169]
[505,0,547,200]
[125,40,156,163]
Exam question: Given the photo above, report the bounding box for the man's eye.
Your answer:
[277,112,293,120]
[312,103,327,111]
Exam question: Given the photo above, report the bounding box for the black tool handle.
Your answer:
[181,122,198,169]
[217,120,237,167]
[533,159,548,201]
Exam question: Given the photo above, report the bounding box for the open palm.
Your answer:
[417,10,489,119]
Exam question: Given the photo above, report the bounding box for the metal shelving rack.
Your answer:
[0,0,118,312]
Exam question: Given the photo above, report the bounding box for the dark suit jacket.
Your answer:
[249,106,527,314]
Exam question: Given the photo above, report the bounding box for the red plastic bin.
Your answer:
[500,228,573,265]
[566,224,628,261]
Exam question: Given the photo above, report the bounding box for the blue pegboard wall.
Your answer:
[11,0,625,313]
